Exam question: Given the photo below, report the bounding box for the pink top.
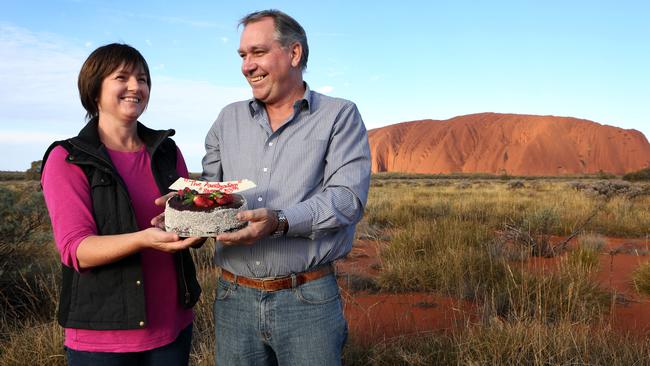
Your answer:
[41,145,193,352]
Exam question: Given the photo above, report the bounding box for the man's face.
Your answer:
[238,17,300,106]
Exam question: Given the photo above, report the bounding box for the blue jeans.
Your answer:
[65,323,192,366]
[214,272,348,366]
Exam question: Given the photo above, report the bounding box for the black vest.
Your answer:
[42,119,201,330]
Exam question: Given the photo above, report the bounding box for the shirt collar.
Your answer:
[248,82,313,118]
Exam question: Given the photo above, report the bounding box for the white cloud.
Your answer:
[0,23,250,172]
[0,131,68,144]
[317,85,334,94]
[0,23,86,126]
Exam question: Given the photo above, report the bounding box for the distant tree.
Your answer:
[25,160,42,181]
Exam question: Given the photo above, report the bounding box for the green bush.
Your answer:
[623,167,650,182]
[0,183,56,330]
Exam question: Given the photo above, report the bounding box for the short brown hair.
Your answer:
[77,43,151,120]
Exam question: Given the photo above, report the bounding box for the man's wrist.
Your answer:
[270,210,288,238]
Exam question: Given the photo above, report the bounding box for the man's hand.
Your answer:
[216,208,278,245]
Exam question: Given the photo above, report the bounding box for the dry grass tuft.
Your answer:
[632,261,650,296]
[344,321,650,365]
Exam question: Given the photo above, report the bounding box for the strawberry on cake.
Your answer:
[164,187,247,237]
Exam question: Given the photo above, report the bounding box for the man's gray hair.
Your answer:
[240,9,309,71]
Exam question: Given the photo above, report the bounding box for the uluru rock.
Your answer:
[369,113,650,175]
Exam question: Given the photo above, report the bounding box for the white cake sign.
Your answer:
[169,178,256,194]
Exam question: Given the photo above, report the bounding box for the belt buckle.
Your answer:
[260,278,276,292]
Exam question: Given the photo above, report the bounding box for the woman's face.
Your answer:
[97,63,149,124]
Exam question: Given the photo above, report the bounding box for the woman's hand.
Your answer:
[76,227,204,269]
[142,227,204,253]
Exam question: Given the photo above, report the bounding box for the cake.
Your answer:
[164,188,247,237]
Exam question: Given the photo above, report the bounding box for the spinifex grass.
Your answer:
[368,180,646,324]
[367,180,650,238]
[343,321,650,366]
[632,261,650,296]
[566,233,605,274]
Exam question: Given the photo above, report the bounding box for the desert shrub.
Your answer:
[456,180,471,189]
[623,167,650,182]
[25,160,42,181]
[632,261,650,296]
[507,180,525,189]
[585,180,636,197]
[499,207,561,257]
[0,183,57,330]
[567,180,587,191]
[0,171,26,181]
[0,183,49,245]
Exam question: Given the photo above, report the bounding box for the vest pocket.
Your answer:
[68,263,127,327]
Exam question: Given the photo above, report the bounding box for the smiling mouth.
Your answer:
[122,97,141,103]
[249,75,265,83]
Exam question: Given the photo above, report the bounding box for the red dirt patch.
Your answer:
[596,238,650,335]
[338,237,650,342]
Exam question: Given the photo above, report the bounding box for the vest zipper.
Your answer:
[179,251,190,305]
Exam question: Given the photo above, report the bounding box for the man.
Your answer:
[202,9,371,366]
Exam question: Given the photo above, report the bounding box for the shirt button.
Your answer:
[139,321,145,327]
[263,168,268,172]
[268,142,273,146]
[136,280,141,286]
[257,197,263,202]
[256,261,261,265]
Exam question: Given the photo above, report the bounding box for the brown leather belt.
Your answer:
[220,264,333,292]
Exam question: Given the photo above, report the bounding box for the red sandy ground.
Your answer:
[337,237,650,343]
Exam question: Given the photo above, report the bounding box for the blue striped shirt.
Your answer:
[202,84,371,278]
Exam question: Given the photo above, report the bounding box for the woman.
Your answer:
[41,43,202,365]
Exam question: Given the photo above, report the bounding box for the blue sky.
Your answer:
[1,0,649,172]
